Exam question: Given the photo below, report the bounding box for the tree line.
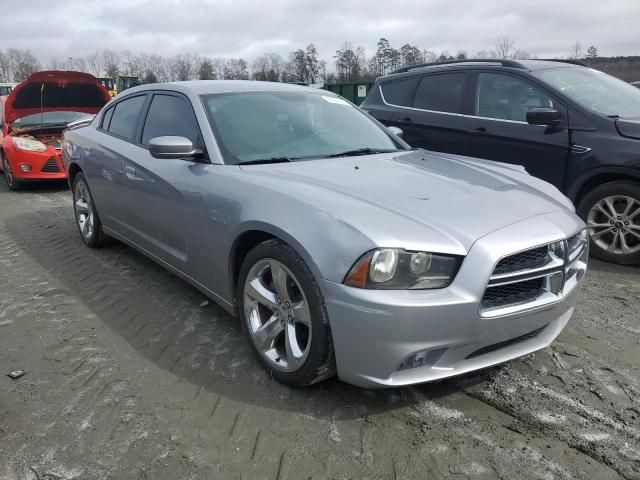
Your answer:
[0,37,638,85]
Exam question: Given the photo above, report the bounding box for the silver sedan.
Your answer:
[62,81,588,388]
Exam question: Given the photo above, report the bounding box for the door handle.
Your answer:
[474,127,488,134]
[125,165,137,179]
[398,117,413,124]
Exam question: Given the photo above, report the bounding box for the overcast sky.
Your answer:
[2,0,639,64]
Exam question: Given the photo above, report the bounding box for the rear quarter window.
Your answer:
[101,106,114,130]
[381,77,418,106]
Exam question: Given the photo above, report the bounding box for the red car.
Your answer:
[1,71,110,190]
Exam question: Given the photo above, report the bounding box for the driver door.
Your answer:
[464,71,570,188]
[121,92,206,272]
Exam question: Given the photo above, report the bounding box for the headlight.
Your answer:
[344,248,462,289]
[567,229,588,263]
[12,136,47,152]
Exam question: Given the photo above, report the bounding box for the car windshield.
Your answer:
[0,86,12,96]
[534,67,640,118]
[202,91,403,163]
[11,111,92,127]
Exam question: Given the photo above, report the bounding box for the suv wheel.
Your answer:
[237,239,336,386]
[578,181,640,265]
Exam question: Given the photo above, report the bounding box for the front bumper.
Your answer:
[6,148,67,181]
[322,210,586,388]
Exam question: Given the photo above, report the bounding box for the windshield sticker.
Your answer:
[322,95,350,106]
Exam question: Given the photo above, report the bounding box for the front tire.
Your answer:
[237,239,336,387]
[2,152,22,191]
[72,173,108,248]
[577,180,640,265]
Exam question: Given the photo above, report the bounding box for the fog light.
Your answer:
[398,348,448,371]
[19,164,32,172]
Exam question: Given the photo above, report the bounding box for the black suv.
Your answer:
[362,59,640,265]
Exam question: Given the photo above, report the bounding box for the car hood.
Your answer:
[239,150,575,253]
[4,70,111,125]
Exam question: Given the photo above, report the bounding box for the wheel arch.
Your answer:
[227,223,325,305]
[569,167,640,205]
[67,161,83,187]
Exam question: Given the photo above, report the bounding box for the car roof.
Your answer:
[121,80,324,96]
[381,59,586,81]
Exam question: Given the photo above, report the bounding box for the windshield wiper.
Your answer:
[326,148,401,158]
[240,157,296,165]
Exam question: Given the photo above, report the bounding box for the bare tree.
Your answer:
[212,58,226,80]
[8,48,40,81]
[0,50,13,81]
[513,49,530,60]
[168,53,202,81]
[252,53,285,82]
[100,50,120,78]
[494,35,516,59]
[85,52,101,76]
[223,58,249,80]
[569,41,583,60]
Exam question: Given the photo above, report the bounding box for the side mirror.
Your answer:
[149,136,200,159]
[526,108,561,126]
[388,126,404,138]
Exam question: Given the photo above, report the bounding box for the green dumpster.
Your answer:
[322,82,373,105]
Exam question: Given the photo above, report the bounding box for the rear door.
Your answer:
[464,71,570,188]
[393,72,473,155]
[121,91,206,271]
[88,93,147,235]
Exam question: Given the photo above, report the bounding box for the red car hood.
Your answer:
[4,70,110,125]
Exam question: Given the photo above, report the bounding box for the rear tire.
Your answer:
[2,152,22,191]
[577,180,640,265]
[72,172,108,248]
[237,239,336,387]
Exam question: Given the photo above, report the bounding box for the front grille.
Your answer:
[466,325,547,359]
[482,277,545,310]
[493,245,549,275]
[481,233,587,317]
[41,157,60,173]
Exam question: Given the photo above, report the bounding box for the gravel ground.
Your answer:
[0,181,638,480]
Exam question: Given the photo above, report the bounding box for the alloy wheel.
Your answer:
[587,195,640,255]
[74,180,95,240]
[243,258,312,372]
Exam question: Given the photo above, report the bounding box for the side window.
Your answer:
[101,106,114,130]
[412,73,466,113]
[141,94,200,146]
[381,77,418,106]
[475,73,555,122]
[108,95,146,140]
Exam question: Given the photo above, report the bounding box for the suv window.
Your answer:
[142,94,200,146]
[412,73,466,113]
[108,95,145,140]
[381,77,418,106]
[475,73,555,122]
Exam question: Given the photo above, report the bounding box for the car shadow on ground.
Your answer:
[5,204,500,421]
